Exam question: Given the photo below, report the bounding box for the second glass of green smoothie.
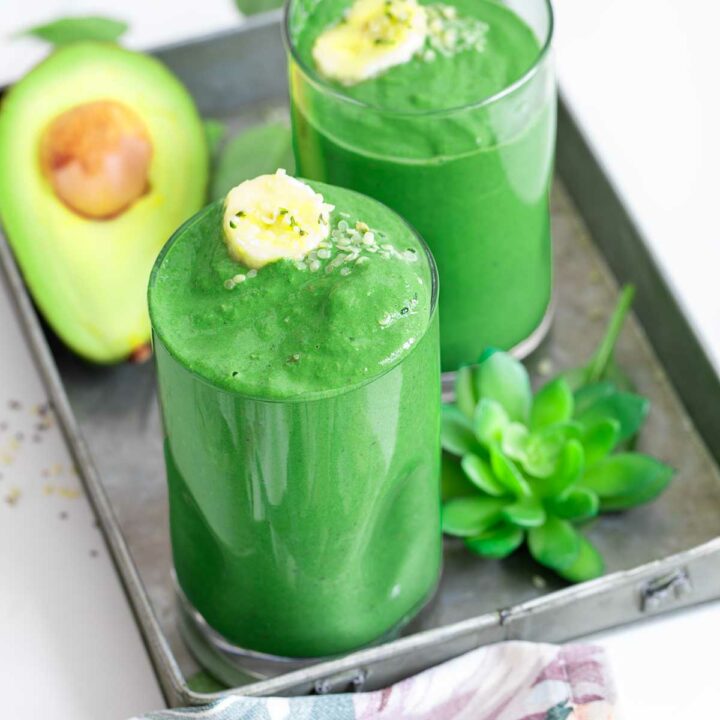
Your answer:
[285,0,556,371]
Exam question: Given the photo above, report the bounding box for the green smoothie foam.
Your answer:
[150,180,432,399]
[292,0,538,112]
[288,0,555,370]
[149,178,442,657]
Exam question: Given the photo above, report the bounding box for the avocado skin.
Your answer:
[0,42,208,363]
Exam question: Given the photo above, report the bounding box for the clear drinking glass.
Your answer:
[285,0,556,371]
[148,198,442,674]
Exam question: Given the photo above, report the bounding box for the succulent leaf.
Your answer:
[528,517,582,571]
[556,534,605,582]
[564,285,636,391]
[442,454,477,501]
[465,522,525,558]
[541,421,583,444]
[455,365,479,420]
[576,391,649,443]
[502,498,546,527]
[574,381,616,416]
[530,377,574,431]
[532,439,585,498]
[461,454,506,497]
[473,398,510,446]
[580,453,674,510]
[489,445,532,499]
[441,405,478,456]
[442,496,506,537]
[513,423,582,479]
[500,421,530,461]
[599,358,636,393]
[580,418,621,466]
[548,486,599,521]
[520,432,561,478]
[474,351,532,424]
[561,365,590,393]
[586,285,635,383]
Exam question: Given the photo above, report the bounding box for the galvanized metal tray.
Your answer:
[2,10,720,707]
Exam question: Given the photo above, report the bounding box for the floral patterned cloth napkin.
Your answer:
[131,641,617,720]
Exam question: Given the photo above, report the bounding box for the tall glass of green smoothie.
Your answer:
[285,0,555,371]
[148,170,441,670]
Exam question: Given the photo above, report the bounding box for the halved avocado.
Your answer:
[0,42,208,362]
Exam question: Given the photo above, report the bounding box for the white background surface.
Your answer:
[0,0,719,718]
[553,0,720,372]
[0,0,241,88]
[0,270,163,717]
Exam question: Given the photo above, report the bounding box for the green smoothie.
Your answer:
[286,0,555,370]
[149,175,441,658]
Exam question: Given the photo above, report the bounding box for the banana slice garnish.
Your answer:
[312,0,428,85]
[223,169,334,269]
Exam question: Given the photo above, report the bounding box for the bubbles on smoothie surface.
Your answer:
[422,4,489,60]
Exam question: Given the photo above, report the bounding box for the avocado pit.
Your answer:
[40,100,152,220]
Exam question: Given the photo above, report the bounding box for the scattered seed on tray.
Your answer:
[58,487,81,500]
[32,402,50,417]
[4,487,21,506]
[532,575,548,590]
[537,358,554,377]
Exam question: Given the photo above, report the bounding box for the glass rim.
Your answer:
[282,0,554,119]
[148,187,440,405]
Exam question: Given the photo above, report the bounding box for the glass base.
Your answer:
[441,295,554,402]
[510,294,555,361]
[176,585,322,687]
[176,575,438,688]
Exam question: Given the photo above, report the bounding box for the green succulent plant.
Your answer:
[441,286,674,583]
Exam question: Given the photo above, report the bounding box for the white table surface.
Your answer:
[553,0,720,373]
[1,1,718,718]
[0,269,164,718]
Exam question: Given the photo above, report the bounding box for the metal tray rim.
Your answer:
[2,14,720,707]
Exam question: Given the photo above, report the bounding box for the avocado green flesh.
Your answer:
[0,42,208,363]
[289,0,555,370]
[149,182,442,656]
